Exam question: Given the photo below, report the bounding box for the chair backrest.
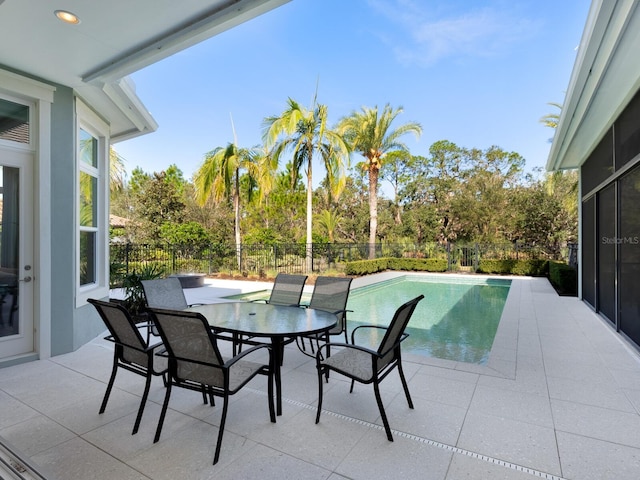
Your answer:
[88,298,149,367]
[377,295,424,367]
[148,308,225,387]
[268,273,308,306]
[308,276,353,334]
[141,278,189,310]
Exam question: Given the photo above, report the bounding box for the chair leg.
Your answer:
[397,358,414,409]
[99,355,119,414]
[201,385,208,404]
[267,366,276,423]
[213,395,229,465]
[132,371,153,435]
[315,365,325,424]
[154,380,172,443]
[373,381,393,441]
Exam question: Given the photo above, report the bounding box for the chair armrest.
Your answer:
[350,324,388,344]
[315,341,378,362]
[104,334,162,355]
[223,343,272,368]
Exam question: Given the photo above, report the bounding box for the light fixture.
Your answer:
[54,10,80,25]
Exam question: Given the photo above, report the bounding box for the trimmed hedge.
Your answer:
[476,259,548,276]
[548,261,577,296]
[344,259,389,275]
[344,257,448,276]
[387,258,448,272]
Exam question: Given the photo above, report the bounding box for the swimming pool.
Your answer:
[225,275,511,365]
[347,275,511,364]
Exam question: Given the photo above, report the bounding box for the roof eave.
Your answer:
[546,0,640,172]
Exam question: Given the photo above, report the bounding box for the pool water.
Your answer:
[347,276,510,364]
[224,275,511,365]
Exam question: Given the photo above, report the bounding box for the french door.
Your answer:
[0,146,34,358]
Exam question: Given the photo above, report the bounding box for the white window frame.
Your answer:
[76,100,109,307]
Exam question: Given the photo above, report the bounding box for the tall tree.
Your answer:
[193,142,270,269]
[540,102,562,129]
[109,147,126,192]
[338,104,422,258]
[263,97,349,271]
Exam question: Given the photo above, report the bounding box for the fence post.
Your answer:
[474,243,479,272]
[125,243,130,275]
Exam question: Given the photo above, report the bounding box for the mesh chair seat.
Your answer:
[321,345,376,382]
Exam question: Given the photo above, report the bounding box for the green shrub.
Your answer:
[344,259,389,275]
[548,261,577,296]
[344,257,449,275]
[510,259,548,276]
[477,259,548,276]
[476,259,514,274]
[386,258,448,272]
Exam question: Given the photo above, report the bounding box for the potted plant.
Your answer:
[121,264,165,319]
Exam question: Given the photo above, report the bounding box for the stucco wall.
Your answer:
[49,86,105,355]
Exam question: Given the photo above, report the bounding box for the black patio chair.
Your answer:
[252,273,308,306]
[147,307,275,465]
[88,298,168,435]
[240,273,308,355]
[296,276,353,355]
[315,294,424,441]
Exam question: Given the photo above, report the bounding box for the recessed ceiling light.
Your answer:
[54,10,80,25]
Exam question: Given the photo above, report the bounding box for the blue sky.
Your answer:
[115,0,590,194]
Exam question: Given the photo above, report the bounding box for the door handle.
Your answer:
[19,276,32,283]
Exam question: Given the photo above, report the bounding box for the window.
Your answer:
[76,101,109,305]
[79,131,98,286]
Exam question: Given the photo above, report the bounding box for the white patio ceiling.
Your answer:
[0,0,290,140]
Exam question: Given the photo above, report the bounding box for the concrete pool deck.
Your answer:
[1,273,639,479]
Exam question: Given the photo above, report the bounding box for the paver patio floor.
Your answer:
[1,274,639,479]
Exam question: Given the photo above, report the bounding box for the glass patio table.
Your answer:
[188,301,337,415]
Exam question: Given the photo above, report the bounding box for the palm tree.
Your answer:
[109,147,126,192]
[263,98,349,272]
[317,208,342,242]
[193,142,272,269]
[338,104,422,258]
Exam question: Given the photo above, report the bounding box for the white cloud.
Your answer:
[368,0,539,67]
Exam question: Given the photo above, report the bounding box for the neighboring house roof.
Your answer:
[547,0,640,171]
[109,215,131,228]
[0,0,290,141]
[0,121,28,144]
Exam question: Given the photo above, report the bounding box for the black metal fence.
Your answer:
[110,241,576,287]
